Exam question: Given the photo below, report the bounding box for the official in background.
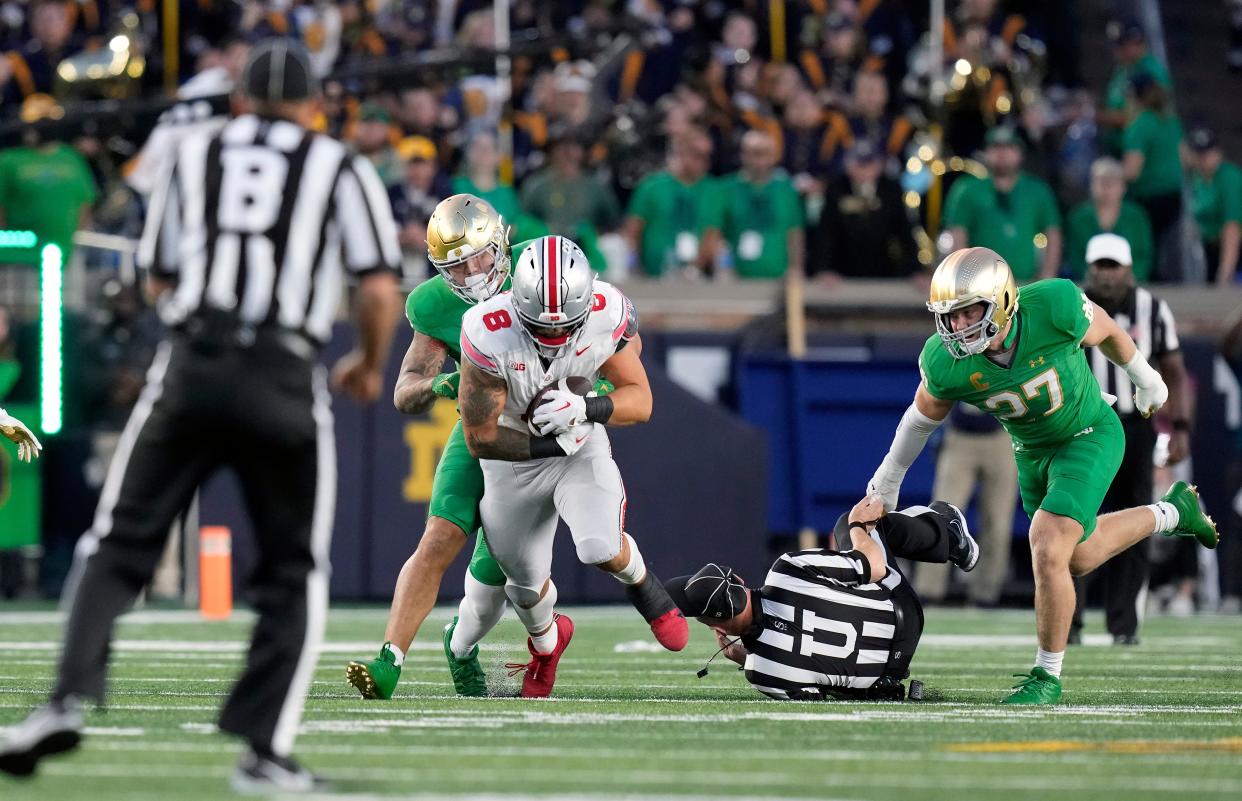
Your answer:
[667,496,979,701]
[0,40,402,791]
[1070,233,1190,644]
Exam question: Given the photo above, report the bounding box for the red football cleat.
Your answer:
[649,608,689,652]
[506,614,574,698]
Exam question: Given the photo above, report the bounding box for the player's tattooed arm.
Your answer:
[460,360,536,461]
[393,332,449,415]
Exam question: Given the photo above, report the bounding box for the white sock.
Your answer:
[449,573,509,659]
[1147,501,1180,534]
[610,533,647,586]
[530,624,559,654]
[1035,648,1064,677]
[510,580,559,653]
[384,642,405,667]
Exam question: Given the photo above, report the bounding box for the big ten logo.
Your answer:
[402,398,460,503]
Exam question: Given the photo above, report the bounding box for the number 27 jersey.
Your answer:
[459,280,638,433]
[919,278,1113,451]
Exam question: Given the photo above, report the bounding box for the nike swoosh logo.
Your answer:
[574,436,586,444]
[575,344,592,356]
[553,402,572,412]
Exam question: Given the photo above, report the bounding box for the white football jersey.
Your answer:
[461,280,638,432]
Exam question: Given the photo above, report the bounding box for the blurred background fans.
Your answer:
[0,0,1240,620]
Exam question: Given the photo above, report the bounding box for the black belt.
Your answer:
[176,319,317,362]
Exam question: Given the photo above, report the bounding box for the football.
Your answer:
[523,376,593,434]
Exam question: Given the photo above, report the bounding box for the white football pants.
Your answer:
[479,425,626,594]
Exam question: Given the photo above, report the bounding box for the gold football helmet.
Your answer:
[426,193,511,303]
[927,247,1019,359]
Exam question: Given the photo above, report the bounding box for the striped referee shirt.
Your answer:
[1085,286,1179,417]
[137,113,401,346]
[741,545,899,700]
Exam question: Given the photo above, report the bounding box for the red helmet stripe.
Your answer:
[547,235,559,314]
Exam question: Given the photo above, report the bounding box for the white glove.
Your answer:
[1134,379,1169,419]
[554,422,594,456]
[530,389,587,437]
[866,460,905,513]
[0,407,42,463]
[1122,352,1168,418]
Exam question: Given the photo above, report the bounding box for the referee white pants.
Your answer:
[479,426,626,594]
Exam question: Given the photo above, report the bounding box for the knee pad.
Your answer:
[504,581,545,609]
[575,534,622,566]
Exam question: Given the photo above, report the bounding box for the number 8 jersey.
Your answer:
[460,280,639,434]
[919,278,1114,450]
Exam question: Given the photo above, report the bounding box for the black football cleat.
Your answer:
[932,501,980,572]
[231,749,327,795]
[0,697,84,778]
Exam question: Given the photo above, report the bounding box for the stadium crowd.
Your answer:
[4,0,1238,285]
[0,1,1240,612]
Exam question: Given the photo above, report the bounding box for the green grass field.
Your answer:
[1,604,1240,801]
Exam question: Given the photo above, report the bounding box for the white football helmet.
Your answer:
[511,235,595,359]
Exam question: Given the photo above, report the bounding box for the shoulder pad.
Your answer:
[595,281,638,343]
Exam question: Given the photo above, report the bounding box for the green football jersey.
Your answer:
[406,277,468,361]
[403,240,535,356]
[919,279,1111,450]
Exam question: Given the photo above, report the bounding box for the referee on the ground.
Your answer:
[1070,233,1190,645]
[0,40,401,791]
[666,496,978,701]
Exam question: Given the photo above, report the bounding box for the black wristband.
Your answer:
[849,522,870,531]
[584,395,614,424]
[529,436,567,459]
[1172,419,1191,432]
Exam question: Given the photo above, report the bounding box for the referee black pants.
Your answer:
[53,333,335,758]
[1071,416,1154,639]
[833,509,953,679]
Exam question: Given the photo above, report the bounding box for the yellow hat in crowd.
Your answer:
[397,135,437,162]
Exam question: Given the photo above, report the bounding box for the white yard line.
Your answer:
[81,737,1242,768]
[35,761,1242,794]
[5,698,1240,717]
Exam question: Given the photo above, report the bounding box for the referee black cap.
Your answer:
[665,563,748,620]
[241,38,319,103]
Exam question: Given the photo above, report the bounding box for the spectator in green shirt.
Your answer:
[351,102,401,187]
[519,128,621,242]
[0,136,97,261]
[1064,157,1155,282]
[1123,73,1183,281]
[451,129,526,236]
[623,128,720,277]
[1098,20,1173,157]
[1186,125,1242,285]
[704,130,805,279]
[943,126,1062,282]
